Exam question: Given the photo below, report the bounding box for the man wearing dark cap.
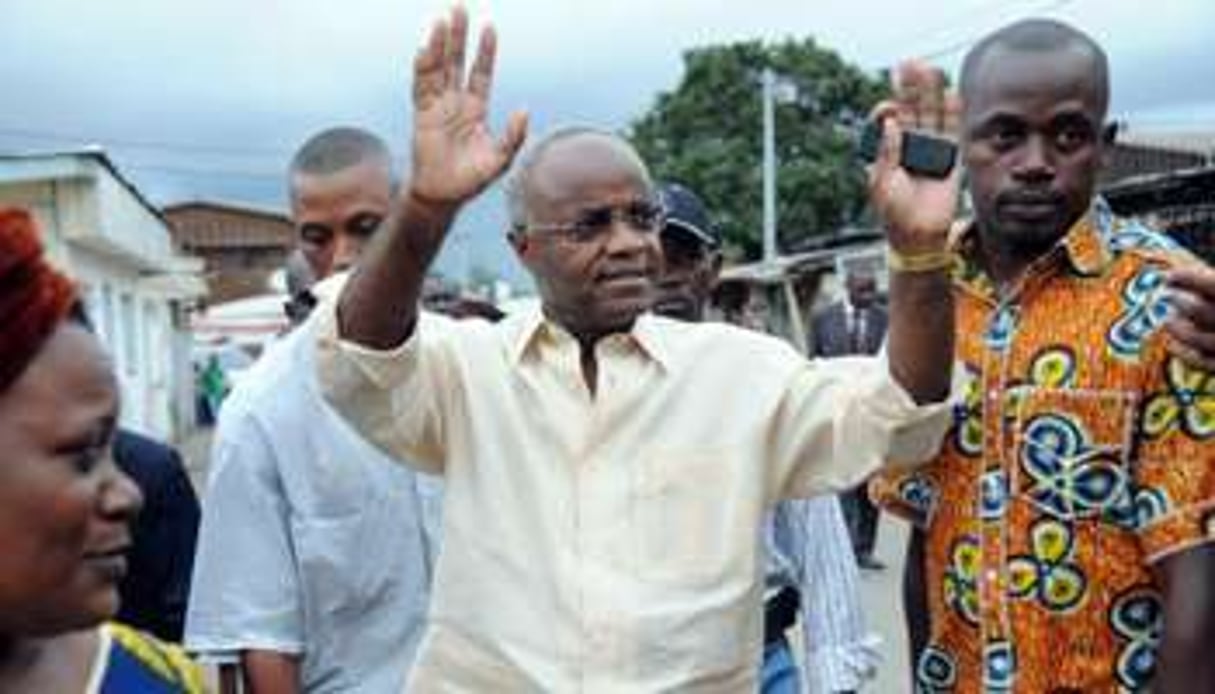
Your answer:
[654,183,879,694]
[651,183,722,322]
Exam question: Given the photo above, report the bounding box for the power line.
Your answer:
[0,133,287,181]
[892,0,1080,64]
[0,124,292,158]
[879,0,1016,54]
[120,162,284,182]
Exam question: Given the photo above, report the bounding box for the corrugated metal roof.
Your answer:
[1117,129,1215,158]
[164,199,289,223]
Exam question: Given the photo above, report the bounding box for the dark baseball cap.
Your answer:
[658,182,720,249]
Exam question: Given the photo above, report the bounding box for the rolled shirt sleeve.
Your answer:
[315,301,455,475]
[770,351,960,501]
[1132,352,1215,563]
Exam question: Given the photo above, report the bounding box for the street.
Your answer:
[861,517,913,693]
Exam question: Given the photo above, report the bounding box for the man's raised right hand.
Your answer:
[408,6,528,213]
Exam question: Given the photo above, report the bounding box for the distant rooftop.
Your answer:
[1116,128,1215,158]
[163,199,289,222]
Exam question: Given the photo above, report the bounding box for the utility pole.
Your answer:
[762,67,777,263]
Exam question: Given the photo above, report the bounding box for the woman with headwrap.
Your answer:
[0,208,204,692]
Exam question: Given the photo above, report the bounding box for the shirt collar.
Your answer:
[508,304,672,371]
[953,199,1113,295]
[1059,207,1114,277]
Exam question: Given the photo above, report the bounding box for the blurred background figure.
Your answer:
[812,260,889,571]
[196,352,230,426]
[282,248,319,327]
[113,428,201,644]
[655,183,880,694]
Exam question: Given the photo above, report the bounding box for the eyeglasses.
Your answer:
[521,200,665,243]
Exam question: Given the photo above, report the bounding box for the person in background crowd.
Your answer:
[870,23,1215,692]
[186,127,442,693]
[197,353,228,425]
[0,208,203,692]
[113,428,201,643]
[314,7,957,689]
[283,248,320,327]
[813,263,889,570]
[291,129,392,281]
[715,281,772,332]
[653,182,880,694]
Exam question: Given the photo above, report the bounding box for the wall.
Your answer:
[165,204,293,304]
[0,162,195,441]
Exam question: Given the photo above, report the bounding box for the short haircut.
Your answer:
[960,18,1109,113]
[288,126,392,181]
[503,125,650,229]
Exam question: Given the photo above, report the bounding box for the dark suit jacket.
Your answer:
[113,429,201,643]
[811,300,888,358]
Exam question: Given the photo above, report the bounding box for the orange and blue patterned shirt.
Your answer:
[871,199,1215,692]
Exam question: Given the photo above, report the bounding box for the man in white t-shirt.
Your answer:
[185,127,442,693]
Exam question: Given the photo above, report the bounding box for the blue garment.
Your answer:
[114,429,200,643]
[764,496,882,692]
[186,317,441,692]
[95,623,203,693]
[761,637,801,694]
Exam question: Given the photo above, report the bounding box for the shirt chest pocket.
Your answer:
[1010,387,1139,527]
[632,448,752,587]
[293,486,420,618]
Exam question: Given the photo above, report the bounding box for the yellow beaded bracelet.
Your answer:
[886,246,954,273]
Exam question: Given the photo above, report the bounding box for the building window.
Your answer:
[100,284,116,350]
[120,292,138,377]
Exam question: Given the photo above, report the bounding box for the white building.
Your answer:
[0,150,205,442]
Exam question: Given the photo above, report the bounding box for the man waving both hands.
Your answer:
[317,7,959,690]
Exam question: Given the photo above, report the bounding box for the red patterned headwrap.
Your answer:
[0,208,78,393]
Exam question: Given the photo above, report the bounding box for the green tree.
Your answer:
[630,39,887,259]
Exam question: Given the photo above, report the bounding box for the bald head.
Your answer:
[961,19,1109,117]
[504,126,651,229]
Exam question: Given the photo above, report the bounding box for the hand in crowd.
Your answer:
[408,6,528,212]
[866,60,962,254]
[1167,263,1215,371]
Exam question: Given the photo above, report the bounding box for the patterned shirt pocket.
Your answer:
[1011,387,1139,529]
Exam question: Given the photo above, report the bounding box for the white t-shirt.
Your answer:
[186,316,442,693]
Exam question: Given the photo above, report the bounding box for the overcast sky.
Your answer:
[2,0,1212,284]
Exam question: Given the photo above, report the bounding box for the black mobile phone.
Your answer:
[857,119,957,179]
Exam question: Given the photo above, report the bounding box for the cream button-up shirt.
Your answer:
[316,303,952,692]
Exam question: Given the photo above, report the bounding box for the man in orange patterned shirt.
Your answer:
[871,19,1215,692]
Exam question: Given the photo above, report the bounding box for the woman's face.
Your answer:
[0,323,141,636]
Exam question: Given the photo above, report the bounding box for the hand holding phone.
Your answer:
[858,119,957,179]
